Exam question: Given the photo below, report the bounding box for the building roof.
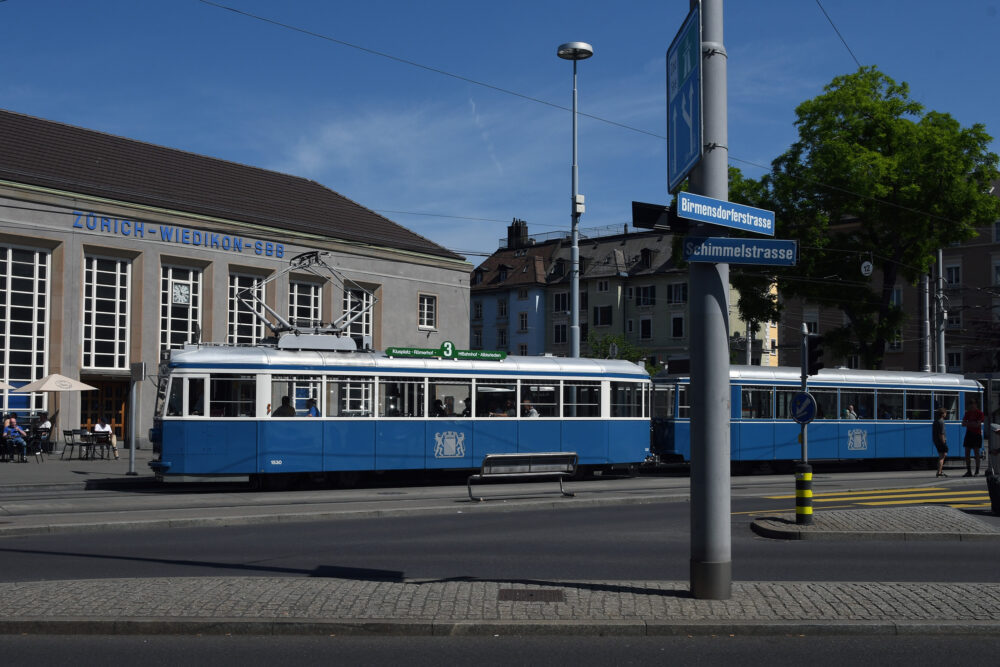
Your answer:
[471,243,556,291]
[471,228,681,292]
[0,109,462,261]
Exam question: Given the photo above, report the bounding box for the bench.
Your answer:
[467,452,578,502]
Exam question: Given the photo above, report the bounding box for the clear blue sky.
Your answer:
[2,1,997,260]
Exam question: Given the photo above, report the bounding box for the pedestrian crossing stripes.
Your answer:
[764,486,991,509]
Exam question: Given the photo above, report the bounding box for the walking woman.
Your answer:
[933,407,948,477]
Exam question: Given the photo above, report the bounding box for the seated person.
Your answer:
[306,398,320,417]
[4,413,29,461]
[272,395,297,417]
[93,415,119,460]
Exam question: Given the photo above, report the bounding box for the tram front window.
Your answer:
[166,378,183,416]
[652,385,675,419]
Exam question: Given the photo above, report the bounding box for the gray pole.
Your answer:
[558,42,593,359]
[921,273,931,372]
[687,0,731,600]
[128,378,137,475]
[570,58,581,358]
[936,249,946,372]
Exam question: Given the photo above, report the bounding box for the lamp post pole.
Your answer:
[558,42,593,358]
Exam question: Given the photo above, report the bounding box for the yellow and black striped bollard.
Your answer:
[795,463,813,525]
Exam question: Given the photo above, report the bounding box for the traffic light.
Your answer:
[806,333,824,376]
[631,201,689,234]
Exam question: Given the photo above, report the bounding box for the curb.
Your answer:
[2,617,1000,637]
[750,518,1000,541]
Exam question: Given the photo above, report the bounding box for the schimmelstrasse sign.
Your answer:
[71,210,285,258]
[683,237,797,266]
[678,192,775,236]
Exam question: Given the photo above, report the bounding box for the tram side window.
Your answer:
[741,387,773,419]
[811,389,838,420]
[840,390,874,419]
[877,390,904,419]
[429,379,471,417]
[272,375,321,417]
[905,391,932,420]
[563,381,600,418]
[611,382,643,417]
[519,380,558,417]
[379,377,424,418]
[774,389,798,419]
[935,392,959,420]
[653,384,675,419]
[476,380,516,417]
[328,376,373,417]
[210,374,255,417]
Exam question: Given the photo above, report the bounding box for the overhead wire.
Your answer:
[196,0,977,236]
[814,0,863,69]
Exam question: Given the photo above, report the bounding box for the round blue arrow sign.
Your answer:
[790,392,817,425]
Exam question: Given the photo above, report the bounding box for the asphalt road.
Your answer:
[1,498,997,584]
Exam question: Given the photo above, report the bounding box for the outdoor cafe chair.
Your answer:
[92,431,112,460]
[60,429,78,460]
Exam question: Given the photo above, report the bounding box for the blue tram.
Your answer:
[149,345,652,483]
[652,366,981,464]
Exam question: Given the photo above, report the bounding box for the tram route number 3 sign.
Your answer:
[385,341,507,361]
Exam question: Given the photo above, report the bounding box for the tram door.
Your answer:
[81,380,129,444]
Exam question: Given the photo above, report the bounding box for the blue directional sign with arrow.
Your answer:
[667,2,701,193]
[790,392,818,425]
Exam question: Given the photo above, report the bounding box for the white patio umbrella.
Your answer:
[15,373,97,393]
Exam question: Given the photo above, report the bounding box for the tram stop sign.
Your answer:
[790,392,817,425]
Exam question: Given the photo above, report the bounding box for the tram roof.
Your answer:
[166,345,650,379]
[656,365,981,390]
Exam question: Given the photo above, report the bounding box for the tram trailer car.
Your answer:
[149,345,652,484]
[652,365,981,466]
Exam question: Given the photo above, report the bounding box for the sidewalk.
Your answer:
[0,446,156,492]
[2,452,1000,636]
[0,577,998,636]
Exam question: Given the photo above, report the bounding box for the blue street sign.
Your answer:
[678,192,775,236]
[683,237,797,266]
[667,3,701,193]
[790,392,817,425]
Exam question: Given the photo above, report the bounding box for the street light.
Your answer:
[557,41,593,358]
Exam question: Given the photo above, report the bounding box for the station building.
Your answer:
[0,109,470,447]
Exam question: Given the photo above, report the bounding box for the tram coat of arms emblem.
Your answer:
[434,431,466,458]
[847,428,868,451]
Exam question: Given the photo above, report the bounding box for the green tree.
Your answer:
[586,333,653,375]
[730,66,999,368]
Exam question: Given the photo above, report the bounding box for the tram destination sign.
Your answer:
[683,237,797,266]
[678,192,775,236]
[385,341,507,361]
